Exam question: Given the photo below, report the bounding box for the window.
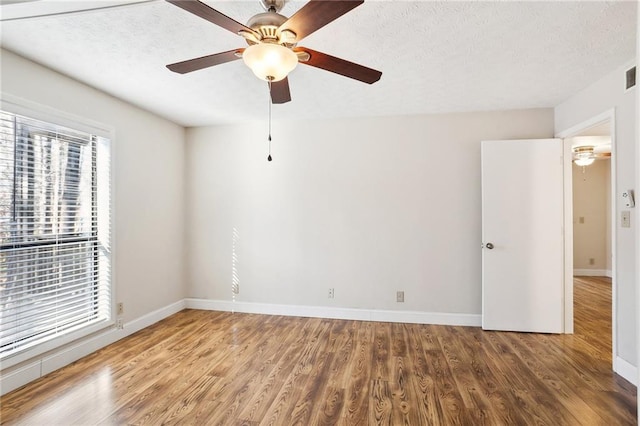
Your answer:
[0,110,111,361]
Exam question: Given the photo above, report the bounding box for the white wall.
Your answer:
[572,159,612,274]
[0,49,186,383]
[555,60,637,366]
[185,109,554,318]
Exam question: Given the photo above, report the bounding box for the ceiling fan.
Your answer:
[165,0,382,104]
[573,145,611,166]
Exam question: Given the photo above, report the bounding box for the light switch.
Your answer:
[621,211,631,228]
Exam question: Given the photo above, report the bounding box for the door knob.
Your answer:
[485,242,494,249]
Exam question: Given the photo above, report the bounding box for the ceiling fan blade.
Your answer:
[294,47,381,84]
[166,0,259,38]
[167,49,244,74]
[594,152,612,159]
[279,0,364,42]
[270,77,292,104]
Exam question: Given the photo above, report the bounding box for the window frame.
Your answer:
[0,95,115,369]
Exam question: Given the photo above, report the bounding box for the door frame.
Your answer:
[556,108,617,368]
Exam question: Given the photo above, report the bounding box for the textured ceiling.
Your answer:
[0,0,637,127]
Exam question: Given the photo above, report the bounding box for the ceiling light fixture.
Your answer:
[242,42,298,82]
[573,146,596,166]
[574,157,595,167]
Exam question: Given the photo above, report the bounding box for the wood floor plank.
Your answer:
[288,350,335,425]
[341,321,372,425]
[496,331,602,424]
[426,346,474,425]
[439,326,491,411]
[236,317,313,423]
[444,326,527,425]
[404,325,445,425]
[1,277,636,425]
[388,323,421,425]
[368,378,392,424]
[256,318,329,425]
[485,330,582,425]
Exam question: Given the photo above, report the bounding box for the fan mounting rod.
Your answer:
[260,0,286,13]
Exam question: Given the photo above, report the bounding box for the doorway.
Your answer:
[557,110,616,369]
[570,122,614,362]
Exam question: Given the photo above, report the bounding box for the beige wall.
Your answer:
[572,159,612,274]
[185,110,554,316]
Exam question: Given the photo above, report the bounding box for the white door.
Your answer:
[481,139,564,333]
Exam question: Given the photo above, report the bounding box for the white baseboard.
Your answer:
[574,269,612,277]
[614,356,638,385]
[1,299,185,396]
[0,361,41,396]
[184,298,482,327]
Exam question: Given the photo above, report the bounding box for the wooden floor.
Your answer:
[1,277,636,425]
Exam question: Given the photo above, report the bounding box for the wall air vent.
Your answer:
[625,66,636,91]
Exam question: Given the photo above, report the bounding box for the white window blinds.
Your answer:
[0,111,111,360]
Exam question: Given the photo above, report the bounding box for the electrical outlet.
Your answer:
[397,291,404,303]
[328,288,335,299]
[117,302,124,316]
[116,319,123,330]
[589,258,595,265]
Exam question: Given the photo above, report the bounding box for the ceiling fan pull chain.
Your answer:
[267,80,273,162]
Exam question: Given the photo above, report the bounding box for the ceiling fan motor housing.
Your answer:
[247,12,288,42]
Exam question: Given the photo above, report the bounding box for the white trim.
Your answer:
[615,356,638,385]
[184,298,482,327]
[0,362,40,396]
[555,108,617,371]
[573,269,613,277]
[556,109,615,139]
[0,0,153,22]
[1,93,114,138]
[636,19,640,420]
[563,137,574,334]
[0,300,185,396]
[609,111,618,377]
[0,320,114,370]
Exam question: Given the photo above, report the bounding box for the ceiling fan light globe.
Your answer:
[574,157,595,166]
[243,43,298,82]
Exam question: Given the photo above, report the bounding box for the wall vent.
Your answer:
[625,66,636,91]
